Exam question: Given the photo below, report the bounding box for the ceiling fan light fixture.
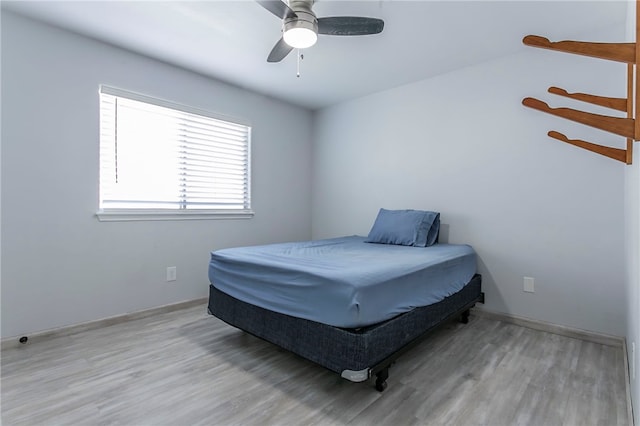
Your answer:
[259,0,384,63]
[283,20,317,49]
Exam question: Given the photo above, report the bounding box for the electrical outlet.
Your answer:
[166,266,177,282]
[523,276,535,293]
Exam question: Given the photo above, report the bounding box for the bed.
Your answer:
[207,209,484,391]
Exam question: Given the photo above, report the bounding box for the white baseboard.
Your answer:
[1,298,208,350]
[472,307,624,348]
[623,340,636,426]
[1,301,626,349]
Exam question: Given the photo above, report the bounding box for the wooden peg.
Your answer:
[522,35,635,63]
[548,87,627,113]
[547,131,628,163]
[522,97,635,139]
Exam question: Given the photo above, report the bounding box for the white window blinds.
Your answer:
[99,86,251,215]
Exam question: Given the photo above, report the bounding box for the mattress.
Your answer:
[208,236,476,328]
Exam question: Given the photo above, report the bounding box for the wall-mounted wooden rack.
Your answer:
[522,3,638,165]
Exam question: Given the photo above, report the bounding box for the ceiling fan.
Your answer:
[257,0,385,63]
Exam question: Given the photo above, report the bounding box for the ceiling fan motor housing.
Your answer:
[284,0,318,35]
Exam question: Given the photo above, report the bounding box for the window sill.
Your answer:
[96,209,254,222]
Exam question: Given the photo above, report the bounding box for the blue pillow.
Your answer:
[418,210,440,247]
[365,208,440,247]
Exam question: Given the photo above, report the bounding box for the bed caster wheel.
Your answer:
[374,366,389,392]
[375,380,388,392]
[460,310,470,324]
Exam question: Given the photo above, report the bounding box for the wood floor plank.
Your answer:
[1,306,631,425]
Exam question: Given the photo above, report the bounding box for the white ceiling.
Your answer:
[2,1,628,110]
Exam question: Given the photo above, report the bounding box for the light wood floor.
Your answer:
[1,304,630,425]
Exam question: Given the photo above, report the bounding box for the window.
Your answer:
[98,86,252,221]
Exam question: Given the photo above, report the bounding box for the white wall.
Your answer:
[624,2,640,419]
[312,25,627,337]
[0,12,313,339]
[622,2,639,418]
[625,145,639,423]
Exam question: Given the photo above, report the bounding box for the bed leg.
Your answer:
[460,309,470,324]
[375,367,389,392]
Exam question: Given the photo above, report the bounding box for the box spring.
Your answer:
[208,274,482,385]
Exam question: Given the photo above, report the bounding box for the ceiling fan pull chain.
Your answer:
[296,49,301,77]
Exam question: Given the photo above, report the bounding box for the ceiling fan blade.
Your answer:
[267,37,294,62]
[256,1,297,20]
[317,17,384,36]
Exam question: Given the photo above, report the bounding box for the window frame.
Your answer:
[96,86,253,222]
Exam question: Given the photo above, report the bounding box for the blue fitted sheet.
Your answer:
[208,236,476,328]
